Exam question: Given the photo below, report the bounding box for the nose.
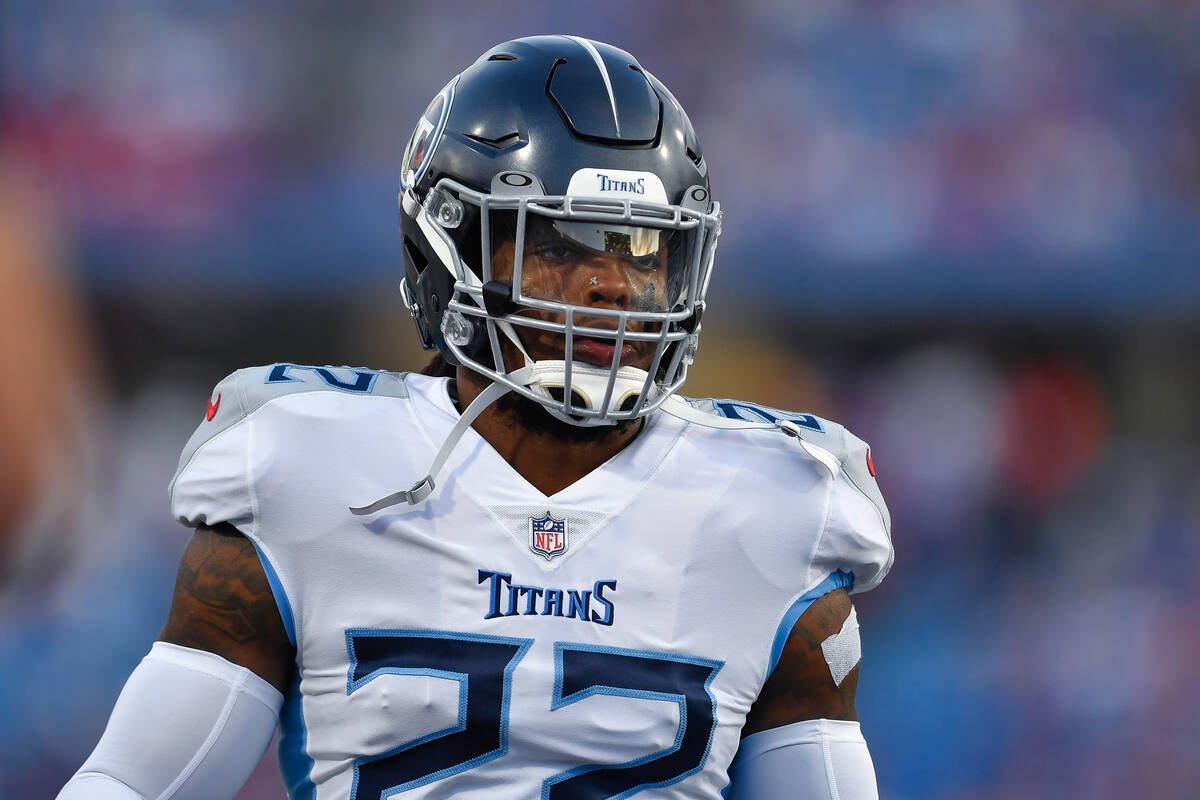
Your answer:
[580,253,631,309]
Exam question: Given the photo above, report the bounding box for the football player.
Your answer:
[58,36,891,800]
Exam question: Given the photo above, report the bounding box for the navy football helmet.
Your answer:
[399,35,721,425]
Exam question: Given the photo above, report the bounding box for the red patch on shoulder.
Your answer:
[206,393,221,421]
[865,447,876,477]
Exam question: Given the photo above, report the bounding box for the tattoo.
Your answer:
[741,588,858,737]
[632,280,659,311]
[159,523,294,692]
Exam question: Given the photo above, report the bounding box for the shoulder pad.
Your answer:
[680,396,889,533]
[172,363,410,489]
[194,362,408,427]
[230,362,408,413]
[826,425,890,537]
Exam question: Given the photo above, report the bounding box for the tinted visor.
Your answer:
[493,212,697,313]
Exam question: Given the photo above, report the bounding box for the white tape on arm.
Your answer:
[821,606,862,687]
[57,642,283,800]
[728,719,879,800]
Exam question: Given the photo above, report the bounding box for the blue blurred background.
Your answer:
[2,2,1198,798]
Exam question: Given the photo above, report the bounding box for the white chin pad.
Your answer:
[518,361,655,423]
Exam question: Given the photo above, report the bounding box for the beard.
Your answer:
[494,389,642,444]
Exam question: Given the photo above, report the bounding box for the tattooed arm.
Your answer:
[728,589,879,799]
[742,587,858,734]
[159,522,295,692]
[56,524,292,799]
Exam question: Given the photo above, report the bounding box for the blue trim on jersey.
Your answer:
[279,672,316,800]
[344,628,534,797]
[249,540,297,648]
[766,570,854,677]
[543,642,724,800]
[349,662,471,792]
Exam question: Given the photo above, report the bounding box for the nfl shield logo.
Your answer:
[529,512,568,561]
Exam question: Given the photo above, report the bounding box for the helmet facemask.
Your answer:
[409,172,721,426]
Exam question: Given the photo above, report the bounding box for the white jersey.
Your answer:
[170,365,892,800]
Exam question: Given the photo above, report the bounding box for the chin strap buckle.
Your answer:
[348,475,436,515]
[404,476,435,505]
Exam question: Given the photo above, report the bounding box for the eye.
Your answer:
[630,254,662,272]
[530,242,582,263]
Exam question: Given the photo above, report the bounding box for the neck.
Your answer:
[453,367,644,496]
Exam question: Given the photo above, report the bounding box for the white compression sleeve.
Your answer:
[57,642,284,800]
[727,719,879,800]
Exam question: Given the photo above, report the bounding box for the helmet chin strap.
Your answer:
[349,377,514,514]
[348,358,655,514]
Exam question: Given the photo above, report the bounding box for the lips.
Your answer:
[572,337,637,367]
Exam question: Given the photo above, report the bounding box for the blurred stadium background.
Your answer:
[2,1,1199,798]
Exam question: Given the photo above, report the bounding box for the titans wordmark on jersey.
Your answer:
[170,365,892,800]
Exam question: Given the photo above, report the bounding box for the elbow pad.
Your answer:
[728,719,879,800]
[57,642,284,800]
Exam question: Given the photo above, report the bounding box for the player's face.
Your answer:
[490,216,672,370]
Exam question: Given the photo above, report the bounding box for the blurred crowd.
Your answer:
[2,2,1198,799]
[3,0,1199,311]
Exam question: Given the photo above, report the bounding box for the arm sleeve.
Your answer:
[727,719,879,800]
[56,643,283,800]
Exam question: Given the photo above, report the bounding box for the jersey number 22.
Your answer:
[346,629,723,799]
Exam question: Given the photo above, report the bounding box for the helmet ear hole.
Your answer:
[401,237,435,350]
[403,236,428,274]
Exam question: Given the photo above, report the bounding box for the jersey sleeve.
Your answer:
[808,425,893,595]
[168,370,257,532]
